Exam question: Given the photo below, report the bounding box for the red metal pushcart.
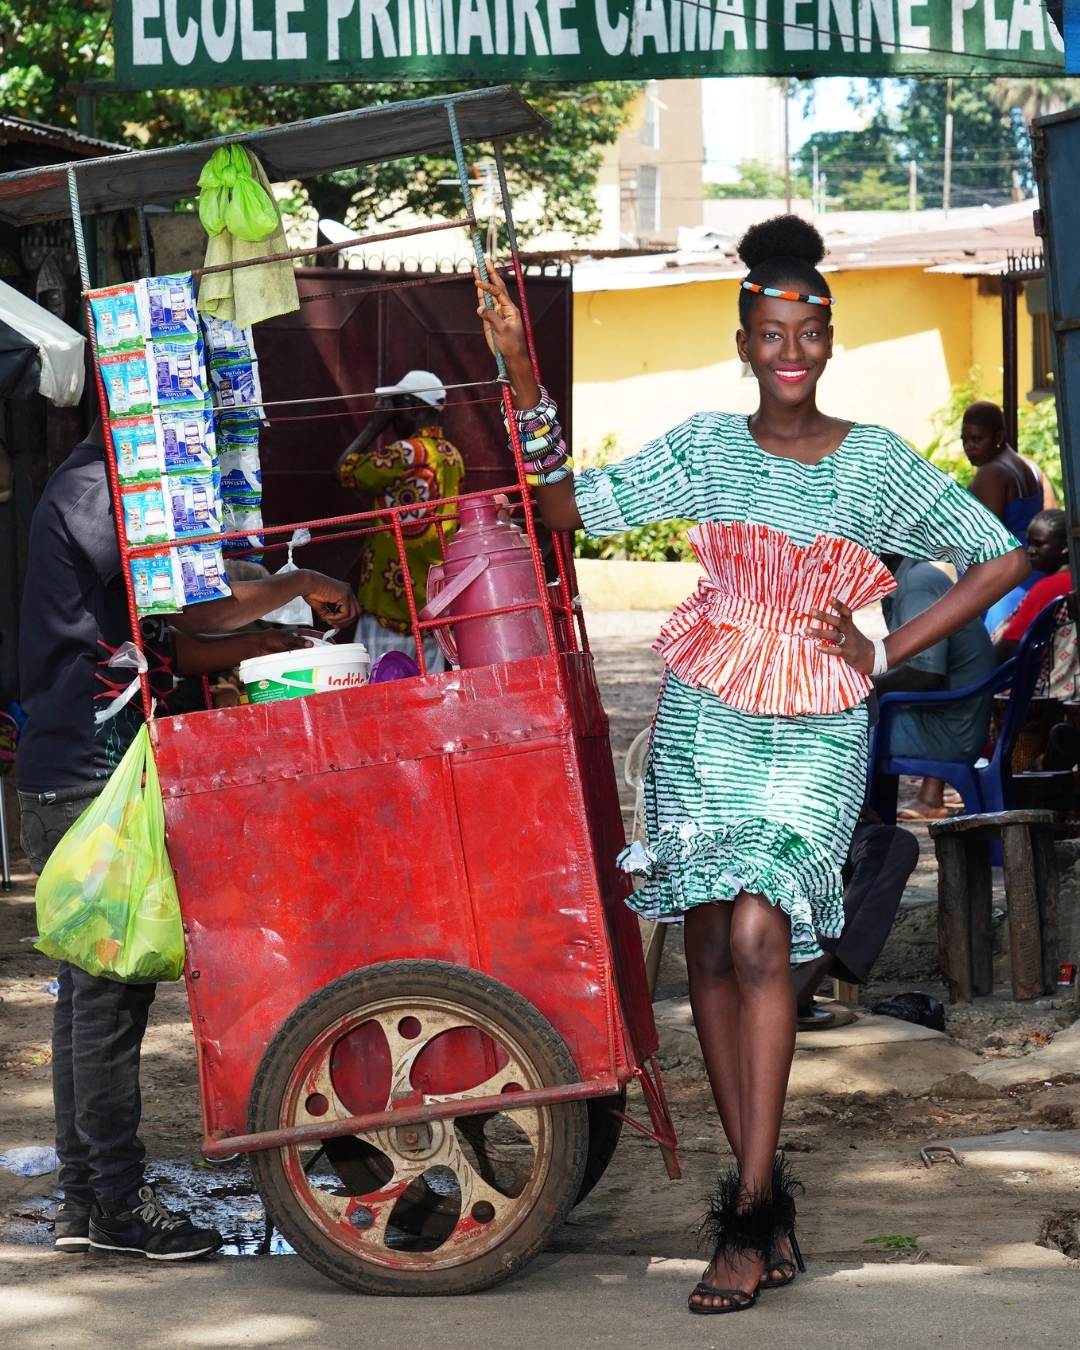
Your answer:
[0,87,678,1295]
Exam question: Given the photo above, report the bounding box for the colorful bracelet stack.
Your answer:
[504,386,573,485]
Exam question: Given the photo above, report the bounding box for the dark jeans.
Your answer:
[820,821,921,984]
[20,786,155,1211]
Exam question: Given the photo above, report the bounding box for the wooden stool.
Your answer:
[927,810,1059,1003]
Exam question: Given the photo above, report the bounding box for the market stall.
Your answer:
[0,86,677,1295]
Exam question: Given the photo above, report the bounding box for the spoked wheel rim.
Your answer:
[278,995,553,1271]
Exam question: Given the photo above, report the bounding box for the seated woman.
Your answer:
[993,508,1077,703]
[962,400,1055,634]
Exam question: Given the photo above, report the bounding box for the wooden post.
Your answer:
[832,979,860,1005]
[967,838,995,996]
[1031,826,1060,995]
[936,834,973,1002]
[1001,823,1045,1000]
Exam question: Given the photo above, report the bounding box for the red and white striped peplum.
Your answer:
[655,521,896,717]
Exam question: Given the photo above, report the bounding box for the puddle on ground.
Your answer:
[0,1157,295,1255]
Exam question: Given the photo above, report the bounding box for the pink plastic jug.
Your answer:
[420,496,549,669]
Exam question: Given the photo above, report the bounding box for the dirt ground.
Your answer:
[2,612,1079,1277]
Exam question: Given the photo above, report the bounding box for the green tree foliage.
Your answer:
[794,79,1044,211]
[0,1,640,241]
[705,161,810,201]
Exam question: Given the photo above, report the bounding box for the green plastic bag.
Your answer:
[35,726,185,983]
[197,145,279,243]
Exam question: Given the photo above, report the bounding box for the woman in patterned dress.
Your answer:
[476,216,1027,1313]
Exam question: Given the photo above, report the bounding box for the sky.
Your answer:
[702,77,904,181]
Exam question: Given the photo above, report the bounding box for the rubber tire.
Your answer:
[575,1088,626,1206]
[247,959,589,1296]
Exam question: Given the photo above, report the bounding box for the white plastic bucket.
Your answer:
[239,643,370,703]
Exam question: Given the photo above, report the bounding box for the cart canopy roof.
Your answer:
[0,87,548,226]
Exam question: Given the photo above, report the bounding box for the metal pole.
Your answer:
[0,778,11,890]
[943,78,954,219]
[783,77,792,214]
[493,142,579,655]
[1003,276,1019,452]
[812,145,819,216]
[444,103,559,661]
[137,206,152,278]
[909,159,918,214]
[75,96,98,287]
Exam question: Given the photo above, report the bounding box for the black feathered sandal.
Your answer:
[757,1153,807,1291]
[688,1166,780,1315]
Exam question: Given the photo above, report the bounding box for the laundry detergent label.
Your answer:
[101,350,154,418]
[111,416,162,484]
[202,315,256,364]
[209,358,263,414]
[166,471,222,539]
[89,285,142,354]
[150,337,209,409]
[130,551,181,615]
[121,482,169,545]
[139,273,199,342]
[176,543,231,605]
[159,407,216,474]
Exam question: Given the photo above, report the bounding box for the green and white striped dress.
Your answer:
[575,414,1017,962]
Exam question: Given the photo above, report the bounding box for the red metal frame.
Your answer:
[75,106,678,1188]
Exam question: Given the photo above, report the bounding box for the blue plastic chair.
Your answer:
[869,596,1065,824]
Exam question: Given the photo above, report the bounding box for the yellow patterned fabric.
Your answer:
[339,428,464,634]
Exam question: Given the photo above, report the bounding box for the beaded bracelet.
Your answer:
[505,384,571,484]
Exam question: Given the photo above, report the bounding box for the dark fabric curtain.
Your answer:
[0,316,41,400]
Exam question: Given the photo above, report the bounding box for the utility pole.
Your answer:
[942,78,954,220]
[909,159,917,213]
[812,145,819,216]
[783,76,791,214]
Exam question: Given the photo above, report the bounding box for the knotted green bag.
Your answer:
[35,726,185,983]
[197,144,279,243]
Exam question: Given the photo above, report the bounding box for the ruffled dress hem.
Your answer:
[617,817,843,963]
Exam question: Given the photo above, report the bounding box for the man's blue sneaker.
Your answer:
[53,1200,91,1251]
[89,1185,223,1260]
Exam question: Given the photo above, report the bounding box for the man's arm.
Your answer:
[170,570,358,635]
[334,406,396,480]
[873,667,945,695]
[172,626,320,675]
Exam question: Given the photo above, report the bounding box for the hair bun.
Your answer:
[738,215,826,271]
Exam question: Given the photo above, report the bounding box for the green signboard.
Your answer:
[112,0,1065,88]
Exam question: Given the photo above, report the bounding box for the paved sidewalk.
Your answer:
[2,1247,1077,1350]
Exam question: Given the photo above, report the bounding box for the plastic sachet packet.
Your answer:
[130,551,181,615]
[165,471,222,539]
[222,501,264,558]
[176,542,231,605]
[159,407,216,474]
[100,350,154,418]
[209,359,264,415]
[151,337,210,409]
[89,285,143,354]
[112,416,163,485]
[121,483,169,546]
[260,529,312,626]
[202,315,256,364]
[219,447,262,498]
[139,273,199,342]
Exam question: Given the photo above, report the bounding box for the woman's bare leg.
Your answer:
[685,892,796,1309]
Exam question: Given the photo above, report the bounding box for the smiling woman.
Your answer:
[472,217,1028,1318]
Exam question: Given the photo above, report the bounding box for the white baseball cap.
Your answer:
[374,369,447,408]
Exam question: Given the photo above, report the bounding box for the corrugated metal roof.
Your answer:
[0,87,548,227]
[0,115,128,159]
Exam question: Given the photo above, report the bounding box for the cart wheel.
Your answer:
[247,960,588,1295]
[575,1089,626,1206]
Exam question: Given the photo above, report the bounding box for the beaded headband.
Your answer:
[741,281,835,307]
